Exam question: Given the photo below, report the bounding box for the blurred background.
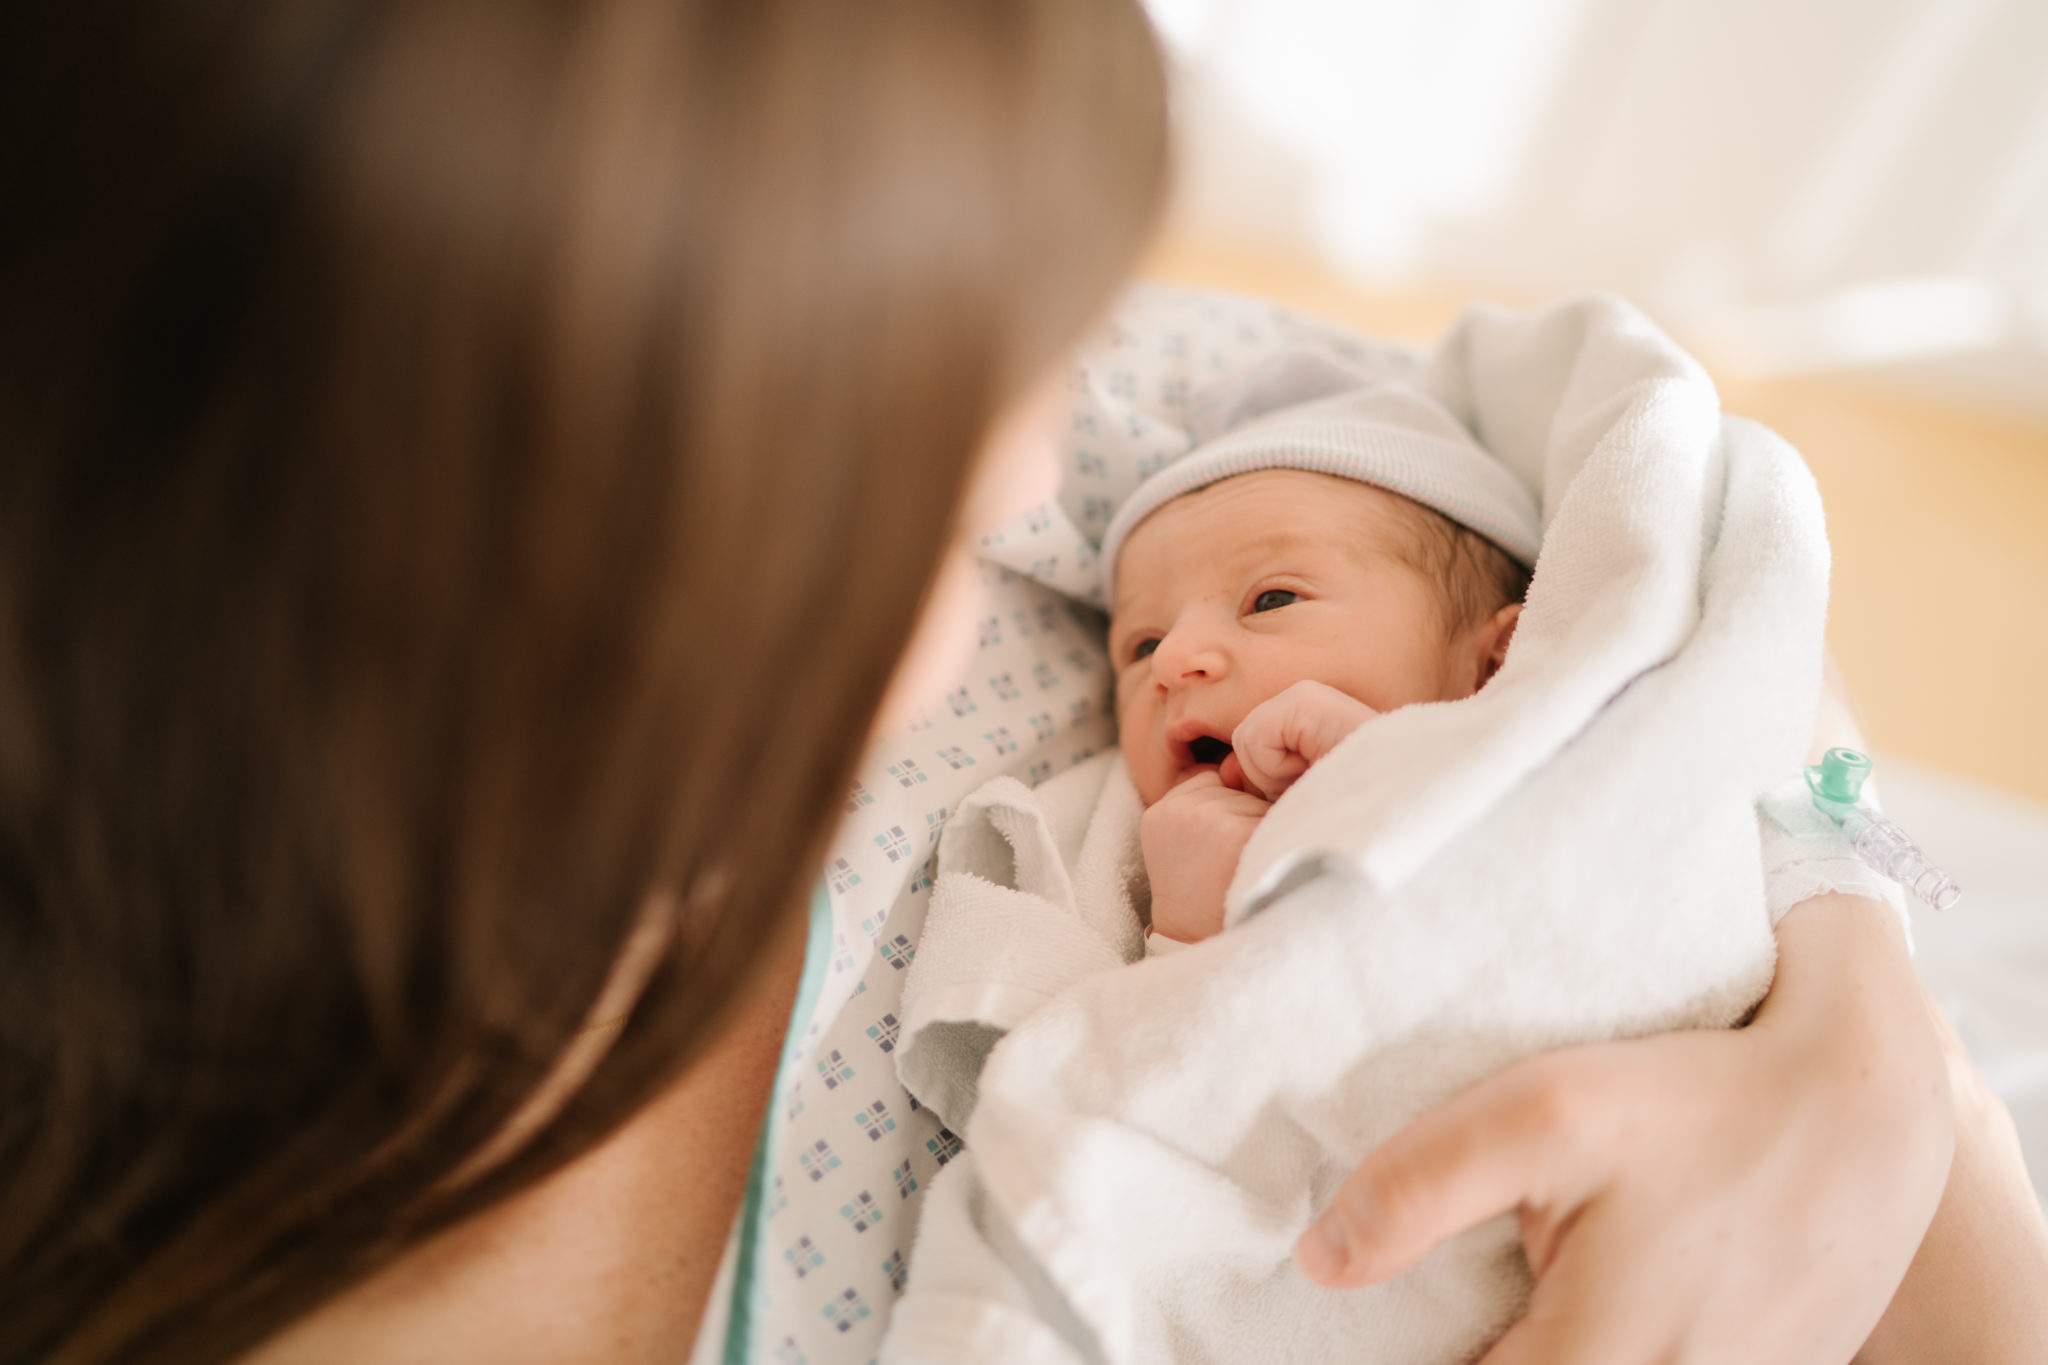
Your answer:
[1136,0,2048,1197]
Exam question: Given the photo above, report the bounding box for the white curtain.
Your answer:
[1152,0,2048,406]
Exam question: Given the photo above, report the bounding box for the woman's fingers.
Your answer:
[1477,1231,1647,1365]
[1294,1053,1611,1289]
[1298,902,1960,1365]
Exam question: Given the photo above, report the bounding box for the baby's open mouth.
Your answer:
[1188,735,1232,766]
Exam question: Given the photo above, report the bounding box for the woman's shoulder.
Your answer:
[243,926,805,1365]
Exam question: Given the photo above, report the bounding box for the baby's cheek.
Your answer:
[1116,733,1163,805]
[1112,686,1147,751]
[1114,715,1168,806]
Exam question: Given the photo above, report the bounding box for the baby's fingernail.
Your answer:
[1294,1215,1350,1281]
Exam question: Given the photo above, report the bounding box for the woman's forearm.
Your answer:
[1756,890,1953,1208]
[1799,656,2048,1360]
[1857,994,2048,1364]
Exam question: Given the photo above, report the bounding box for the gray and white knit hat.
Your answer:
[1097,349,1542,602]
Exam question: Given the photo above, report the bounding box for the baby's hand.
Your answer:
[1225,680,1378,801]
[1140,771,1271,945]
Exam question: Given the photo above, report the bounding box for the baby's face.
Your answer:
[1110,470,1475,806]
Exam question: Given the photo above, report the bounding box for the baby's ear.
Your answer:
[1472,602,1522,691]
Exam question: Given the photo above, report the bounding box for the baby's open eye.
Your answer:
[1130,638,1159,662]
[1250,589,1301,613]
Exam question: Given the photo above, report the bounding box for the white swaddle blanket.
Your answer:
[878,295,1832,1364]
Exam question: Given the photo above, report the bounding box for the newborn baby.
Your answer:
[1112,468,1527,948]
[891,371,1553,1135]
[884,306,1839,1364]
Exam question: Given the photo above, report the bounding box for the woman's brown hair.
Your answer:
[0,1,1167,1358]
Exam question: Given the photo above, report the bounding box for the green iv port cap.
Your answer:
[1808,747,1872,805]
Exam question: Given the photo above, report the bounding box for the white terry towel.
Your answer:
[880,295,1829,1365]
[898,751,1149,1135]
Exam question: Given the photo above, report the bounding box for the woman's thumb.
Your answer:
[1294,1057,1595,1289]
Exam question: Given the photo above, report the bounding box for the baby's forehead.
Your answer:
[1112,470,1418,594]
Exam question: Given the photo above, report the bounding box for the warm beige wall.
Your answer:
[1143,237,2048,803]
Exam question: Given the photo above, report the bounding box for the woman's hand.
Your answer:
[1294,893,1953,1364]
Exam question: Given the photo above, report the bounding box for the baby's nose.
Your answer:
[1150,625,1227,685]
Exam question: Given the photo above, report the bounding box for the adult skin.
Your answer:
[254,403,2045,1365]
[1296,662,2048,1363]
[261,628,2043,1365]
[1859,981,2048,1363]
[6,3,2037,1361]
[245,370,1075,1365]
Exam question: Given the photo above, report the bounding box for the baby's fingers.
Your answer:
[1228,713,1306,799]
[1163,769,1225,797]
[1232,742,1306,802]
[1233,682,1375,800]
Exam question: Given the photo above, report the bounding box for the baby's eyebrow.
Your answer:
[1230,528,1327,560]
[1106,592,1151,628]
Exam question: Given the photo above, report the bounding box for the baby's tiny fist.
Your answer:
[1140,772,1271,944]
[1231,681,1378,802]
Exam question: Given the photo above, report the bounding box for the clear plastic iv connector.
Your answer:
[1806,748,1962,911]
